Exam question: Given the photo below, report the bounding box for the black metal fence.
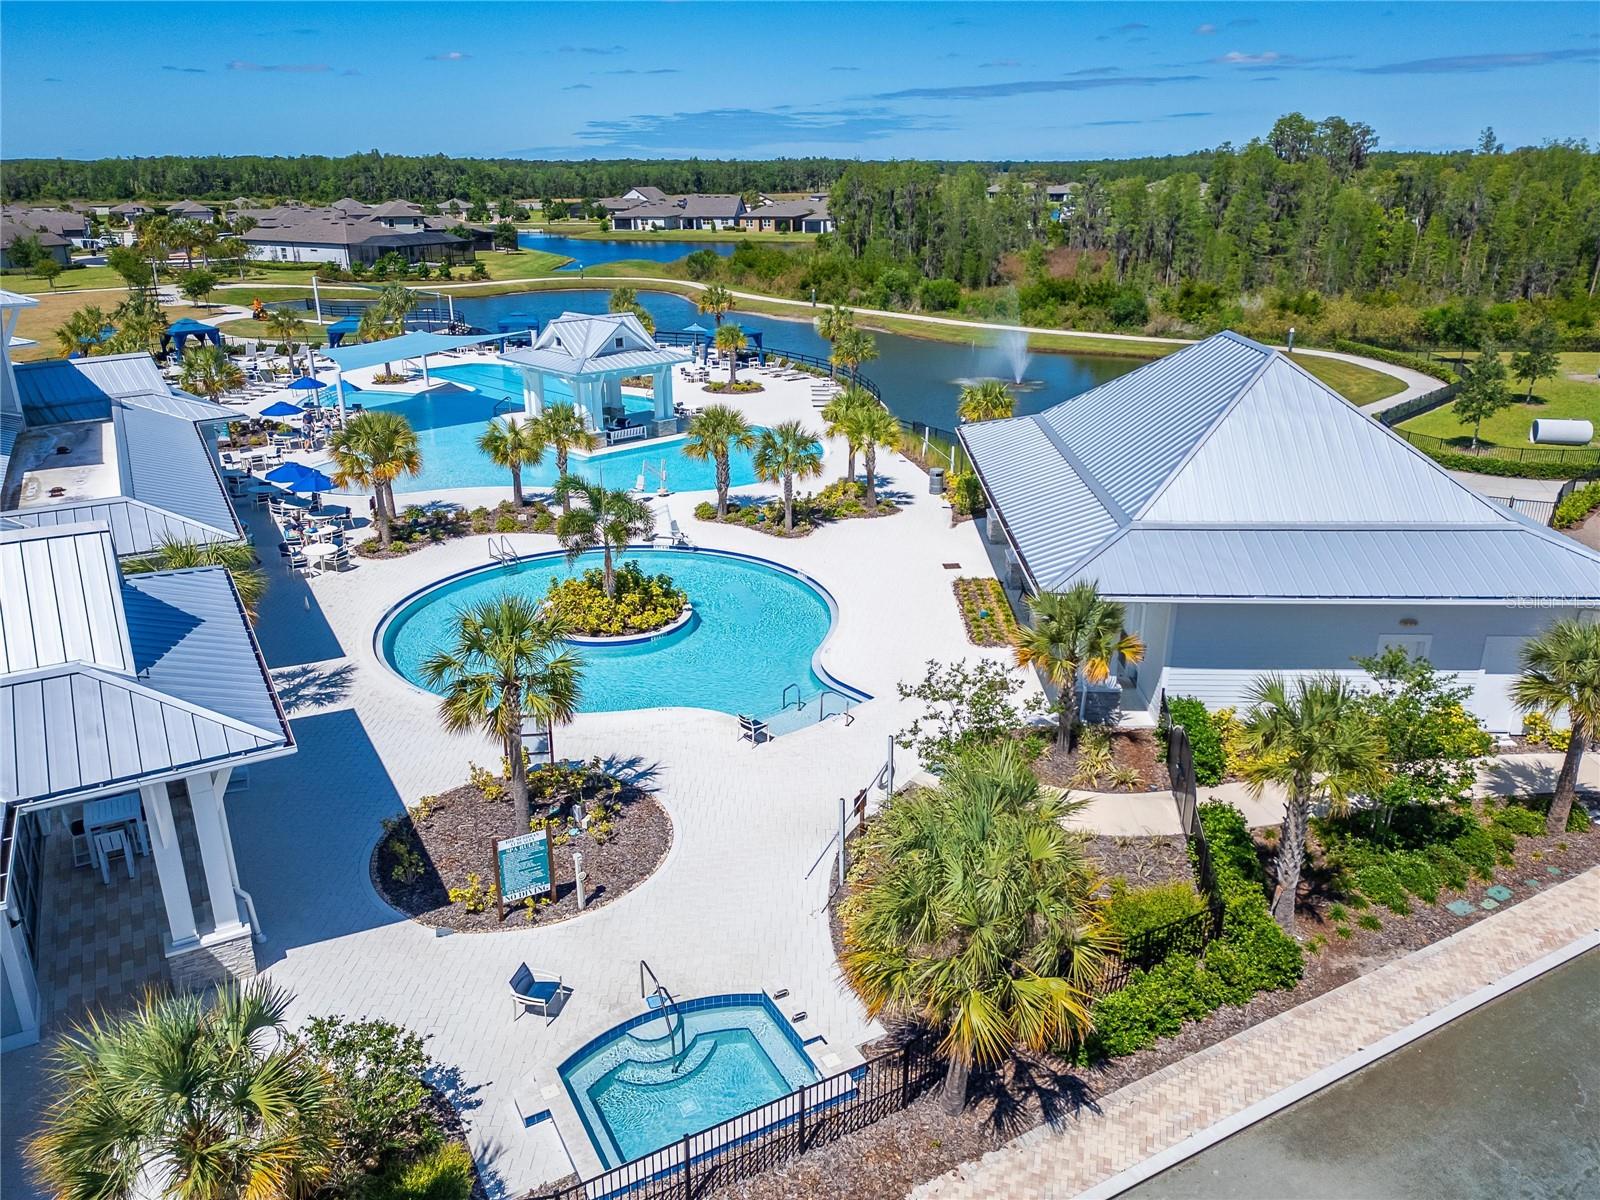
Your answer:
[1374,383,1458,427]
[1389,427,1600,469]
[530,1040,943,1200]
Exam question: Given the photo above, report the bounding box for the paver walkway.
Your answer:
[912,865,1600,1200]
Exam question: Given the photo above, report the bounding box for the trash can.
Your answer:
[928,466,945,495]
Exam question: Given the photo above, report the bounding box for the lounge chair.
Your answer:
[738,715,769,746]
[509,965,566,1024]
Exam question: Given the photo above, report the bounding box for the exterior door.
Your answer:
[1476,636,1525,734]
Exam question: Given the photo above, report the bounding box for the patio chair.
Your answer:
[509,965,566,1025]
[738,715,769,746]
[93,829,136,885]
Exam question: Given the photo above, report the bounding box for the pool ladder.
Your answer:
[640,959,687,1064]
[487,536,520,566]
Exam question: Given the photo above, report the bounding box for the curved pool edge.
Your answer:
[370,543,872,716]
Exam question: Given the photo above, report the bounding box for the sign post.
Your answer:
[494,824,556,921]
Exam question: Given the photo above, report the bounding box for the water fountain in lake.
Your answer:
[999,328,1031,384]
[952,328,1047,393]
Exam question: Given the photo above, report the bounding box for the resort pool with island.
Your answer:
[379,548,863,720]
[559,994,821,1170]
[338,362,764,493]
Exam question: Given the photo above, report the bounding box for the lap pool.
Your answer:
[560,994,821,1170]
[337,362,763,494]
[378,548,864,719]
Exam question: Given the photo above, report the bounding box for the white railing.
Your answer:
[606,424,648,446]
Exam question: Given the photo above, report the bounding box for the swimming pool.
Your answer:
[342,362,765,494]
[378,548,864,719]
[559,994,820,1169]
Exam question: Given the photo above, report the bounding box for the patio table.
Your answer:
[83,793,149,870]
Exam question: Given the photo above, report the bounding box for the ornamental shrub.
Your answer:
[1551,481,1600,530]
[1104,880,1207,943]
[1491,803,1548,837]
[368,1141,474,1200]
[1167,696,1225,785]
[543,561,687,636]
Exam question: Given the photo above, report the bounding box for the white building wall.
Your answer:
[1147,601,1590,732]
[245,241,351,268]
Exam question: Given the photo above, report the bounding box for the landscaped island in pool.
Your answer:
[559,994,821,1169]
[335,362,764,493]
[378,548,864,720]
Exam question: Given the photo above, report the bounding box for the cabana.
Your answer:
[160,317,222,359]
[326,316,361,348]
[321,329,509,417]
[499,311,690,443]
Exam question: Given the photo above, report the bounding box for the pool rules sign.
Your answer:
[495,825,555,919]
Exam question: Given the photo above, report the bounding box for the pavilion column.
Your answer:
[185,772,245,937]
[335,373,348,421]
[143,782,200,950]
[421,354,431,386]
[523,370,544,419]
[655,367,673,420]
[0,917,39,1049]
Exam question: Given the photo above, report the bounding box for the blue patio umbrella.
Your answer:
[264,462,312,483]
[683,322,710,334]
[286,375,328,390]
[282,467,335,493]
[260,400,305,418]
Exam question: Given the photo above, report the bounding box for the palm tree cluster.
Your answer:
[607,285,655,334]
[957,379,1016,423]
[177,344,245,402]
[477,414,544,508]
[27,980,335,1200]
[422,594,583,832]
[681,403,755,518]
[697,283,735,326]
[842,743,1115,1113]
[1013,582,1144,750]
[327,410,423,549]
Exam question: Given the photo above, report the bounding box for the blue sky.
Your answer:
[3,2,1596,161]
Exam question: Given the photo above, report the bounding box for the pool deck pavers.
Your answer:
[222,366,1022,1194]
[910,864,1600,1200]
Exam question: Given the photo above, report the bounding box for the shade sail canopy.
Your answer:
[321,330,505,373]
[495,313,540,332]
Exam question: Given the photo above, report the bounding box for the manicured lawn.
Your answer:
[467,249,569,280]
[1290,352,1407,405]
[1399,352,1599,448]
[10,291,215,361]
[6,264,128,292]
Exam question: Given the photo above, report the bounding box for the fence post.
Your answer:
[900,1046,911,1107]
[681,1133,692,1200]
[797,1080,808,1151]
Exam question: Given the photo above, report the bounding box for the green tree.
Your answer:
[33,255,62,289]
[697,283,734,326]
[26,980,335,1200]
[7,233,42,272]
[1012,582,1144,749]
[831,326,878,383]
[265,307,307,355]
[753,420,824,532]
[841,742,1115,1114]
[477,414,544,508]
[421,594,583,830]
[177,344,244,402]
[843,401,901,510]
[1450,341,1513,450]
[957,379,1015,423]
[714,322,748,386]
[552,474,655,598]
[328,410,423,549]
[608,285,638,312]
[815,302,855,379]
[1511,620,1600,836]
[106,244,152,291]
[125,537,266,623]
[821,385,878,481]
[108,294,169,356]
[1239,675,1389,930]
[54,306,110,357]
[178,267,218,307]
[1509,320,1559,401]
[681,403,755,518]
[534,404,598,514]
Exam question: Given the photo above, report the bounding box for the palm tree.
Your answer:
[820,386,877,482]
[109,295,168,357]
[715,323,748,387]
[327,410,422,549]
[753,421,824,532]
[552,474,655,599]
[1511,619,1600,836]
[1239,675,1389,930]
[477,415,545,508]
[841,742,1114,1114]
[957,379,1016,423]
[681,404,755,518]
[421,594,583,830]
[177,344,245,402]
[608,285,638,312]
[265,308,307,355]
[124,538,266,623]
[845,402,901,510]
[54,306,111,358]
[534,404,598,514]
[831,327,879,384]
[376,282,419,330]
[815,303,854,380]
[1013,582,1144,750]
[27,980,335,1200]
[698,283,735,326]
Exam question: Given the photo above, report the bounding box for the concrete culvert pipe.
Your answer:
[1529,419,1594,446]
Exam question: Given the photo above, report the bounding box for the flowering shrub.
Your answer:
[543,561,687,636]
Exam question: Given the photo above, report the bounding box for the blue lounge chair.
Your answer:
[510,964,565,1024]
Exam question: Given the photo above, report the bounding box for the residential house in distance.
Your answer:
[241,210,474,269]
[109,202,153,221]
[736,197,834,233]
[603,190,747,231]
[961,331,1600,733]
[167,199,216,223]
[0,220,72,270]
[1,207,94,248]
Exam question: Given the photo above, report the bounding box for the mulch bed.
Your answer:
[739,802,1600,1200]
[1086,832,1195,889]
[372,771,671,932]
[951,577,1019,647]
[1031,728,1166,793]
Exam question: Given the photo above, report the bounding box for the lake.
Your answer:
[516,231,739,272]
[453,289,1132,430]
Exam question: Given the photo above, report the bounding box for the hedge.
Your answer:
[1329,339,1459,385]
[1080,803,1302,1062]
[1166,696,1225,786]
[1410,445,1597,480]
[1553,481,1600,530]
